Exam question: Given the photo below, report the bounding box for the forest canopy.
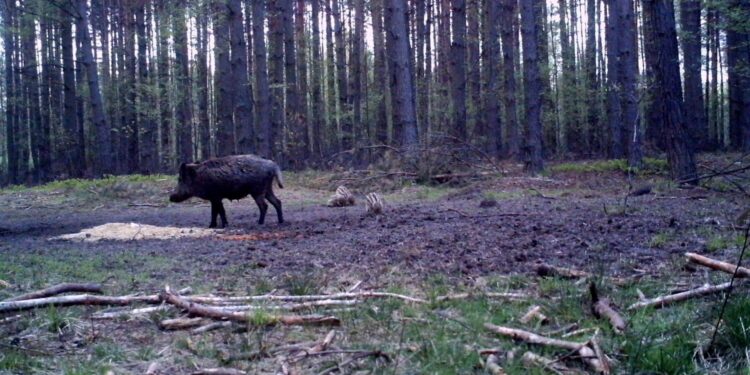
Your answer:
[0,0,749,185]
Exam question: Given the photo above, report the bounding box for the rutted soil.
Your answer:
[1,175,744,287]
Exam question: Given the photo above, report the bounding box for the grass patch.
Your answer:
[550,158,668,174]
[0,347,41,373]
[649,232,671,249]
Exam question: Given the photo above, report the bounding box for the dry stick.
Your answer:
[191,321,233,334]
[0,294,161,313]
[685,252,750,277]
[160,288,341,327]
[159,317,209,330]
[186,291,427,304]
[521,351,575,375]
[627,282,734,310]
[191,368,245,375]
[315,351,391,375]
[519,305,549,325]
[435,292,528,302]
[561,327,597,339]
[589,282,627,333]
[291,330,336,362]
[91,305,169,319]
[483,354,506,375]
[483,324,608,374]
[3,283,103,302]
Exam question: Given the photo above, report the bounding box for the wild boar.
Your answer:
[169,154,284,228]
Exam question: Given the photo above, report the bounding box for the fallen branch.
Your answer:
[160,287,340,327]
[191,368,245,375]
[434,292,528,302]
[483,324,608,374]
[191,321,233,334]
[314,350,391,375]
[91,306,169,320]
[685,252,750,278]
[483,354,506,375]
[519,305,549,325]
[521,351,579,375]
[0,294,161,313]
[160,317,209,330]
[291,330,336,362]
[589,283,626,333]
[3,283,103,302]
[186,291,427,304]
[628,282,734,310]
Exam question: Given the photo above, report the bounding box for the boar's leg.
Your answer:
[209,199,228,228]
[265,189,284,224]
[252,194,269,225]
[209,200,220,228]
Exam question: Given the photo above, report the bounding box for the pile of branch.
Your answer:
[484,324,610,374]
[629,252,747,310]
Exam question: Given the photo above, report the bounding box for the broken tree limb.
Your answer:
[291,330,337,362]
[685,252,750,278]
[3,283,103,302]
[191,368,245,375]
[160,288,340,327]
[91,305,169,320]
[0,294,161,313]
[483,324,608,374]
[159,317,209,330]
[186,291,427,304]
[191,321,233,334]
[434,292,529,302]
[483,354,506,375]
[628,282,734,310]
[521,351,580,375]
[589,283,626,334]
[519,305,549,325]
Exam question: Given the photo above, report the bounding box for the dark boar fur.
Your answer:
[169,154,284,227]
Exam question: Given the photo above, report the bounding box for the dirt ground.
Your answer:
[0,171,743,285]
[0,161,748,374]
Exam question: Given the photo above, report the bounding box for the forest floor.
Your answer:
[1,154,749,374]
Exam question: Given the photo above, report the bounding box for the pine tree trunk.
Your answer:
[214,1,235,156]
[680,0,707,150]
[618,0,641,169]
[641,0,664,150]
[605,1,623,158]
[296,0,309,160]
[501,0,520,159]
[268,0,285,160]
[20,7,42,182]
[76,0,114,176]
[155,2,171,169]
[61,4,83,177]
[197,2,211,159]
[450,0,467,141]
[38,15,52,182]
[520,0,544,172]
[725,0,750,151]
[584,0,598,155]
[466,0,480,142]
[254,0,274,159]
[641,0,697,181]
[135,2,156,173]
[385,0,418,157]
[122,4,138,173]
[483,0,501,157]
[332,0,350,153]
[558,0,573,153]
[371,0,388,146]
[352,0,364,162]
[310,0,324,157]
[325,0,336,152]
[282,0,300,166]
[229,0,254,156]
[174,4,194,163]
[2,1,16,183]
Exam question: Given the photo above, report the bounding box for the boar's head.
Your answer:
[170,163,199,203]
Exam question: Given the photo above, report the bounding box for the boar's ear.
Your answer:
[184,163,198,179]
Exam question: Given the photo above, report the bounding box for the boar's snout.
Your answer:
[169,191,191,203]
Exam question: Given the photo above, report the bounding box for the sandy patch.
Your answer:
[50,222,215,242]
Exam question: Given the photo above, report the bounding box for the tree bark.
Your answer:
[466,0,480,143]
[229,0,254,155]
[332,0,350,153]
[641,0,697,182]
[680,0,707,150]
[254,0,274,159]
[214,1,235,156]
[76,0,114,176]
[371,0,388,146]
[134,2,156,173]
[197,2,211,159]
[2,0,17,183]
[618,0,642,169]
[155,1,171,170]
[61,4,83,178]
[483,0,501,157]
[605,1,623,158]
[296,0,309,160]
[20,6,42,182]
[174,4,194,163]
[584,0,599,155]
[501,0,520,159]
[725,0,750,151]
[385,0,419,157]
[310,0,324,157]
[520,0,544,172]
[268,0,285,160]
[450,0,467,141]
[122,3,138,173]
[282,0,300,166]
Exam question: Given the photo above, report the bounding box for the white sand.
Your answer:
[50,222,215,242]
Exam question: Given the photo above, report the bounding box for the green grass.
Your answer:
[0,347,42,373]
[649,232,672,249]
[550,158,668,174]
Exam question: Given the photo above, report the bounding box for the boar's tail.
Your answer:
[274,165,285,189]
